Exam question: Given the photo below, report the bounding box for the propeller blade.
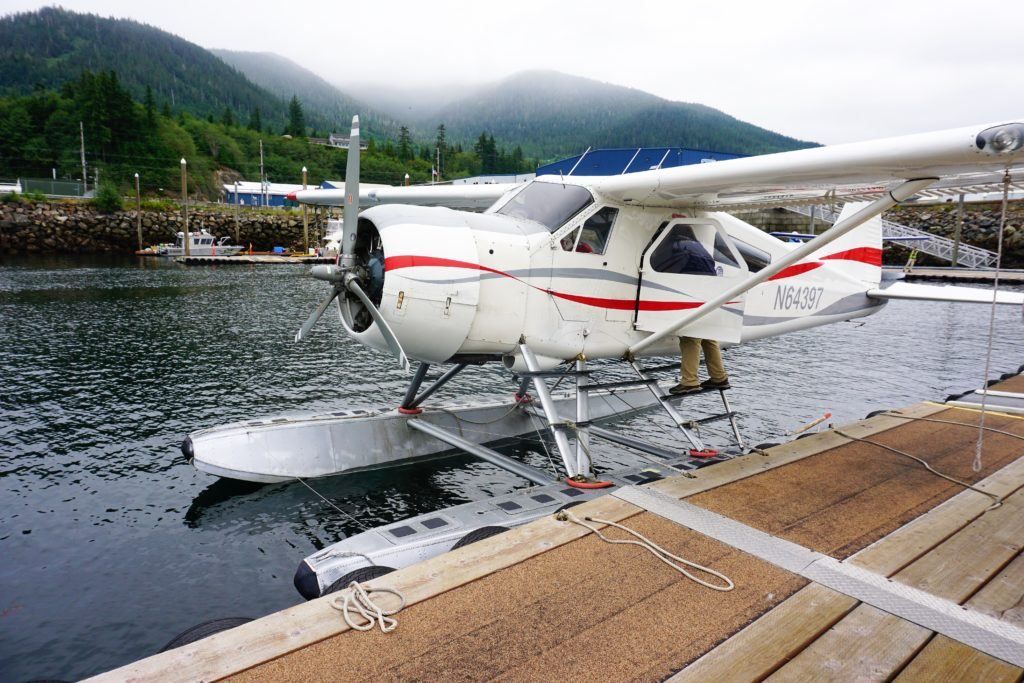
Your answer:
[294,284,342,342]
[346,278,410,372]
[340,115,360,265]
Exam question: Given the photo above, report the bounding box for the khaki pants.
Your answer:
[679,337,728,386]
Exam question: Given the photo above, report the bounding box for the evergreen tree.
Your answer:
[287,95,305,137]
[143,85,155,128]
[435,123,447,176]
[248,106,262,132]
[220,106,234,127]
[160,101,171,118]
[397,126,412,160]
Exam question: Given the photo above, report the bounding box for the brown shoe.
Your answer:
[669,383,702,395]
[701,378,731,390]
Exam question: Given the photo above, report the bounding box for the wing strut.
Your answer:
[627,178,937,357]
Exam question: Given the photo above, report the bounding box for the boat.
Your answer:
[153,230,244,257]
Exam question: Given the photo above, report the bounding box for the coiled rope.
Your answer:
[557,509,734,591]
[330,581,406,633]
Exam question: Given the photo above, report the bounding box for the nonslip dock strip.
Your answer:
[613,485,1024,667]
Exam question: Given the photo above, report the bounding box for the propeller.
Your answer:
[293,116,410,372]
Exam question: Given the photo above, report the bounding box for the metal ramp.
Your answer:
[784,204,998,269]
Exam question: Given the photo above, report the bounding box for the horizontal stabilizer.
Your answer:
[867,281,1024,305]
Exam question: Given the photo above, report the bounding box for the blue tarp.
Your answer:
[536,146,744,177]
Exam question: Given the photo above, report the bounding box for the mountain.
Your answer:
[211,49,398,137]
[350,71,817,158]
[0,7,319,132]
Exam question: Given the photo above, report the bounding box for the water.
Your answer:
[0,254,1021,681]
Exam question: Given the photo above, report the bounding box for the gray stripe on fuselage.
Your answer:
[743,292,884,327]
[392,266,683,294]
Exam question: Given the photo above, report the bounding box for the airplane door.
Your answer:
[634,219,747,344]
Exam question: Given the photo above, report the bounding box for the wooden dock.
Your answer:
[174,255,335,266]
[899,266,1024,283]
[89,371,1024,682]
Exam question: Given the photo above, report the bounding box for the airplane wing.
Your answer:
[584,121,1024,211]
[867,281,1024,305]
[292,183,520,211]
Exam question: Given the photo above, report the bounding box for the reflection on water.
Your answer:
[0,254,1021,680]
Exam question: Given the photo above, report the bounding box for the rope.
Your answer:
[295,477,368,532]
[832,429,1002,510]
[973,173,1011,472]
[884,410,1024,440]
[330,581,406,633]
[557,510,734,591]
[436,401,523,426]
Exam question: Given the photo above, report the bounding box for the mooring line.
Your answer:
[974,172,1012,472]
[832,429,1002,510]
[295,476,368,531]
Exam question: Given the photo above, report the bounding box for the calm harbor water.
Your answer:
[1,254,1021,680]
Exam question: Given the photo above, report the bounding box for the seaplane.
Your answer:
[181,116,1024,598]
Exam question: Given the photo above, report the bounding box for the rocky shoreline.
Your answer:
[0,199,329,254]
[1,197,1022,267]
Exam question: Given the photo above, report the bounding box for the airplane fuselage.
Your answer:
[343,180,886,369]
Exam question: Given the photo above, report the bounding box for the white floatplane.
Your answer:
[179,116,1024,598]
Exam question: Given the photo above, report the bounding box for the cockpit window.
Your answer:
[496,181,593,232]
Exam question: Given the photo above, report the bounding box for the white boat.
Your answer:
[155,230,244,257]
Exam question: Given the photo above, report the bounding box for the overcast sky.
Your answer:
[3,0,1022,144]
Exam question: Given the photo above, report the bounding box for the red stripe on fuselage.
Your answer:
[767,262,822,280]
[820,247,883,266]
[384,255,709,311]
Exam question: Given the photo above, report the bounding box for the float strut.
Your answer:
[575,357,593,475]
[401,362,430,410]
[408,363,467,409]
[519,343,581,478]
[407,420,552,486]
[628,359,706,451]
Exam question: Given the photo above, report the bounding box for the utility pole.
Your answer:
[79,121,87,194]
[436,147,441,183]
[301,166,309,254]
[234,180,240,244]
[951,193,964,268]
[180,158,190,257]
[259,139,266,206]
[134,172,142,251]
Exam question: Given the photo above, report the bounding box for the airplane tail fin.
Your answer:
[809,201,883,288]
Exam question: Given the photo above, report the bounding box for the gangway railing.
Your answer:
[785,204,997,269]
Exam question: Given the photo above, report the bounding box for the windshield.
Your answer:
[496,181,593,232]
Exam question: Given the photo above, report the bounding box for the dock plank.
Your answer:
[895,553,1024,682]
[670,456,1024,683]
[766,605,929,683]
[764,486,1024,681]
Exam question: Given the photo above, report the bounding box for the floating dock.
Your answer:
[174,255,336,265]
[900,267,1024,283]
[90,371,1024,682]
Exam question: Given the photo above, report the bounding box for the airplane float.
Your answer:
[181,117,1024,597]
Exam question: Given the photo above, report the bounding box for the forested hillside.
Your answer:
[0,71,533,197]
[0,7,323,133]
[0,7,817,195]
[427,71,816,157]
[211,50,398,138]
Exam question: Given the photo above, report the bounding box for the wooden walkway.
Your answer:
[90,375,1024,682]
